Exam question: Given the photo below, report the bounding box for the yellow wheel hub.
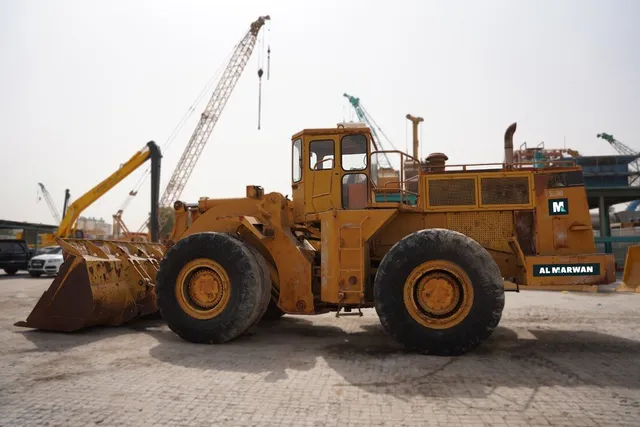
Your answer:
[403,260,473,329]
[176,258,230,320]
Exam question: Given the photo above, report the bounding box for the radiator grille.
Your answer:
[480,177,530,205]
[428,178,476,206]
[447,211,513,253]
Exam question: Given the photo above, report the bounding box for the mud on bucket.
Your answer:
[15,238,165,332]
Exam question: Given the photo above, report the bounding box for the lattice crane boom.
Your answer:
[343,93,397,168]
[159,15,270,208]
[598,132,637,156]
[597,132,640,186]
[37,182,61,223]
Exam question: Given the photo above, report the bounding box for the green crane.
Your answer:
[343,93,398,168]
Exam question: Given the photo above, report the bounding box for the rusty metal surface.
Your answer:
[15,238,165,332]
[503,122,517,166]
[428,178,476,206]
[446,211,513,253]
[515,211,536,255]
[524,253,615,288]
[177,191,316,315]
[618,245,640,292]
[533,184,596,256]
[319,209,397,305]
[480,176,530,205]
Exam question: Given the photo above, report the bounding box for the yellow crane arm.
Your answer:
[56,142,161,239]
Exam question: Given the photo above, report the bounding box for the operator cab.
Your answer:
[291,123,375,222]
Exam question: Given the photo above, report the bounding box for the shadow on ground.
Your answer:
[13,314,640,399]
[13,316,165,353]
[143,316,640,398]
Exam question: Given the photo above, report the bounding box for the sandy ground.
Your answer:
[0,272,639,427]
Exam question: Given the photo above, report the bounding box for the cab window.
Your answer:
[309,140,335,170]
[342,173,368,209]
[341,134,368,171]
[292,138,302,182]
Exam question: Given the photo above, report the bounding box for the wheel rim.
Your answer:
[175,258,231,320]
[403,260,474,329]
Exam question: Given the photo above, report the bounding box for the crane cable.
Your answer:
[360,104,399,152]
[266,24,271,80]
[257,27,266,129]
[355,103,396,169]
[117,47,236,213]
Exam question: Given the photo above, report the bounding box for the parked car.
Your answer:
[27,246,64,277]
[0,239,33,275]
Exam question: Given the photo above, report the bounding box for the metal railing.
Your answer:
[370,150,421,206]
[426,159,578,172]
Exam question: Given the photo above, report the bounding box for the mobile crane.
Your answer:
[597,132,640,214]
[115,15,271,238]
[37,183,62,223]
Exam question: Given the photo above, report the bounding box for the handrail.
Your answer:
[380,180,419,189]
[369,150,422,206]
[371,148,578,172]
[370,150,421,165]
[436,160,577,171]
[371,181,419,205]
[311,157,335,171]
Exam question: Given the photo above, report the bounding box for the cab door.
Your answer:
[306,138,336,214]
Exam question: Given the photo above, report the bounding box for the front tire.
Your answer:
[156,232,270,344]
[29,271,42,278]
[374,228,505,356]
[4,268,18,275]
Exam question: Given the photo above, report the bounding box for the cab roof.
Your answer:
[291,125,372,140]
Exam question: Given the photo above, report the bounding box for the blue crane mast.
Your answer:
[597,132,640,211]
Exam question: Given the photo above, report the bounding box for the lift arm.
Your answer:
[56,141,162,241]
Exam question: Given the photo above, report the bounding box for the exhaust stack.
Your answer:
[504,122,517,167]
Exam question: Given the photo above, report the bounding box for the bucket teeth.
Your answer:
[15,238,165,332]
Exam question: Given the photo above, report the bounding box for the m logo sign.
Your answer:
[549,198,569,215]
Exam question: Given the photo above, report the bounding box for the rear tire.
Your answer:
[374,228,504,356]
[156,232,268,344]
[4,268,18,275]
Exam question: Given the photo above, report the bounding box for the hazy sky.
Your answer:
[1,0,639,228]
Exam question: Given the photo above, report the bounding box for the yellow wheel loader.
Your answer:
[18,122,630,355]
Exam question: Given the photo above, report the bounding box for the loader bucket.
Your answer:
[617,245,640,293]
[15,238,166,332]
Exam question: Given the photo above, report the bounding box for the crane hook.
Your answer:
[257,68,264,130]
[267,46,271,80]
